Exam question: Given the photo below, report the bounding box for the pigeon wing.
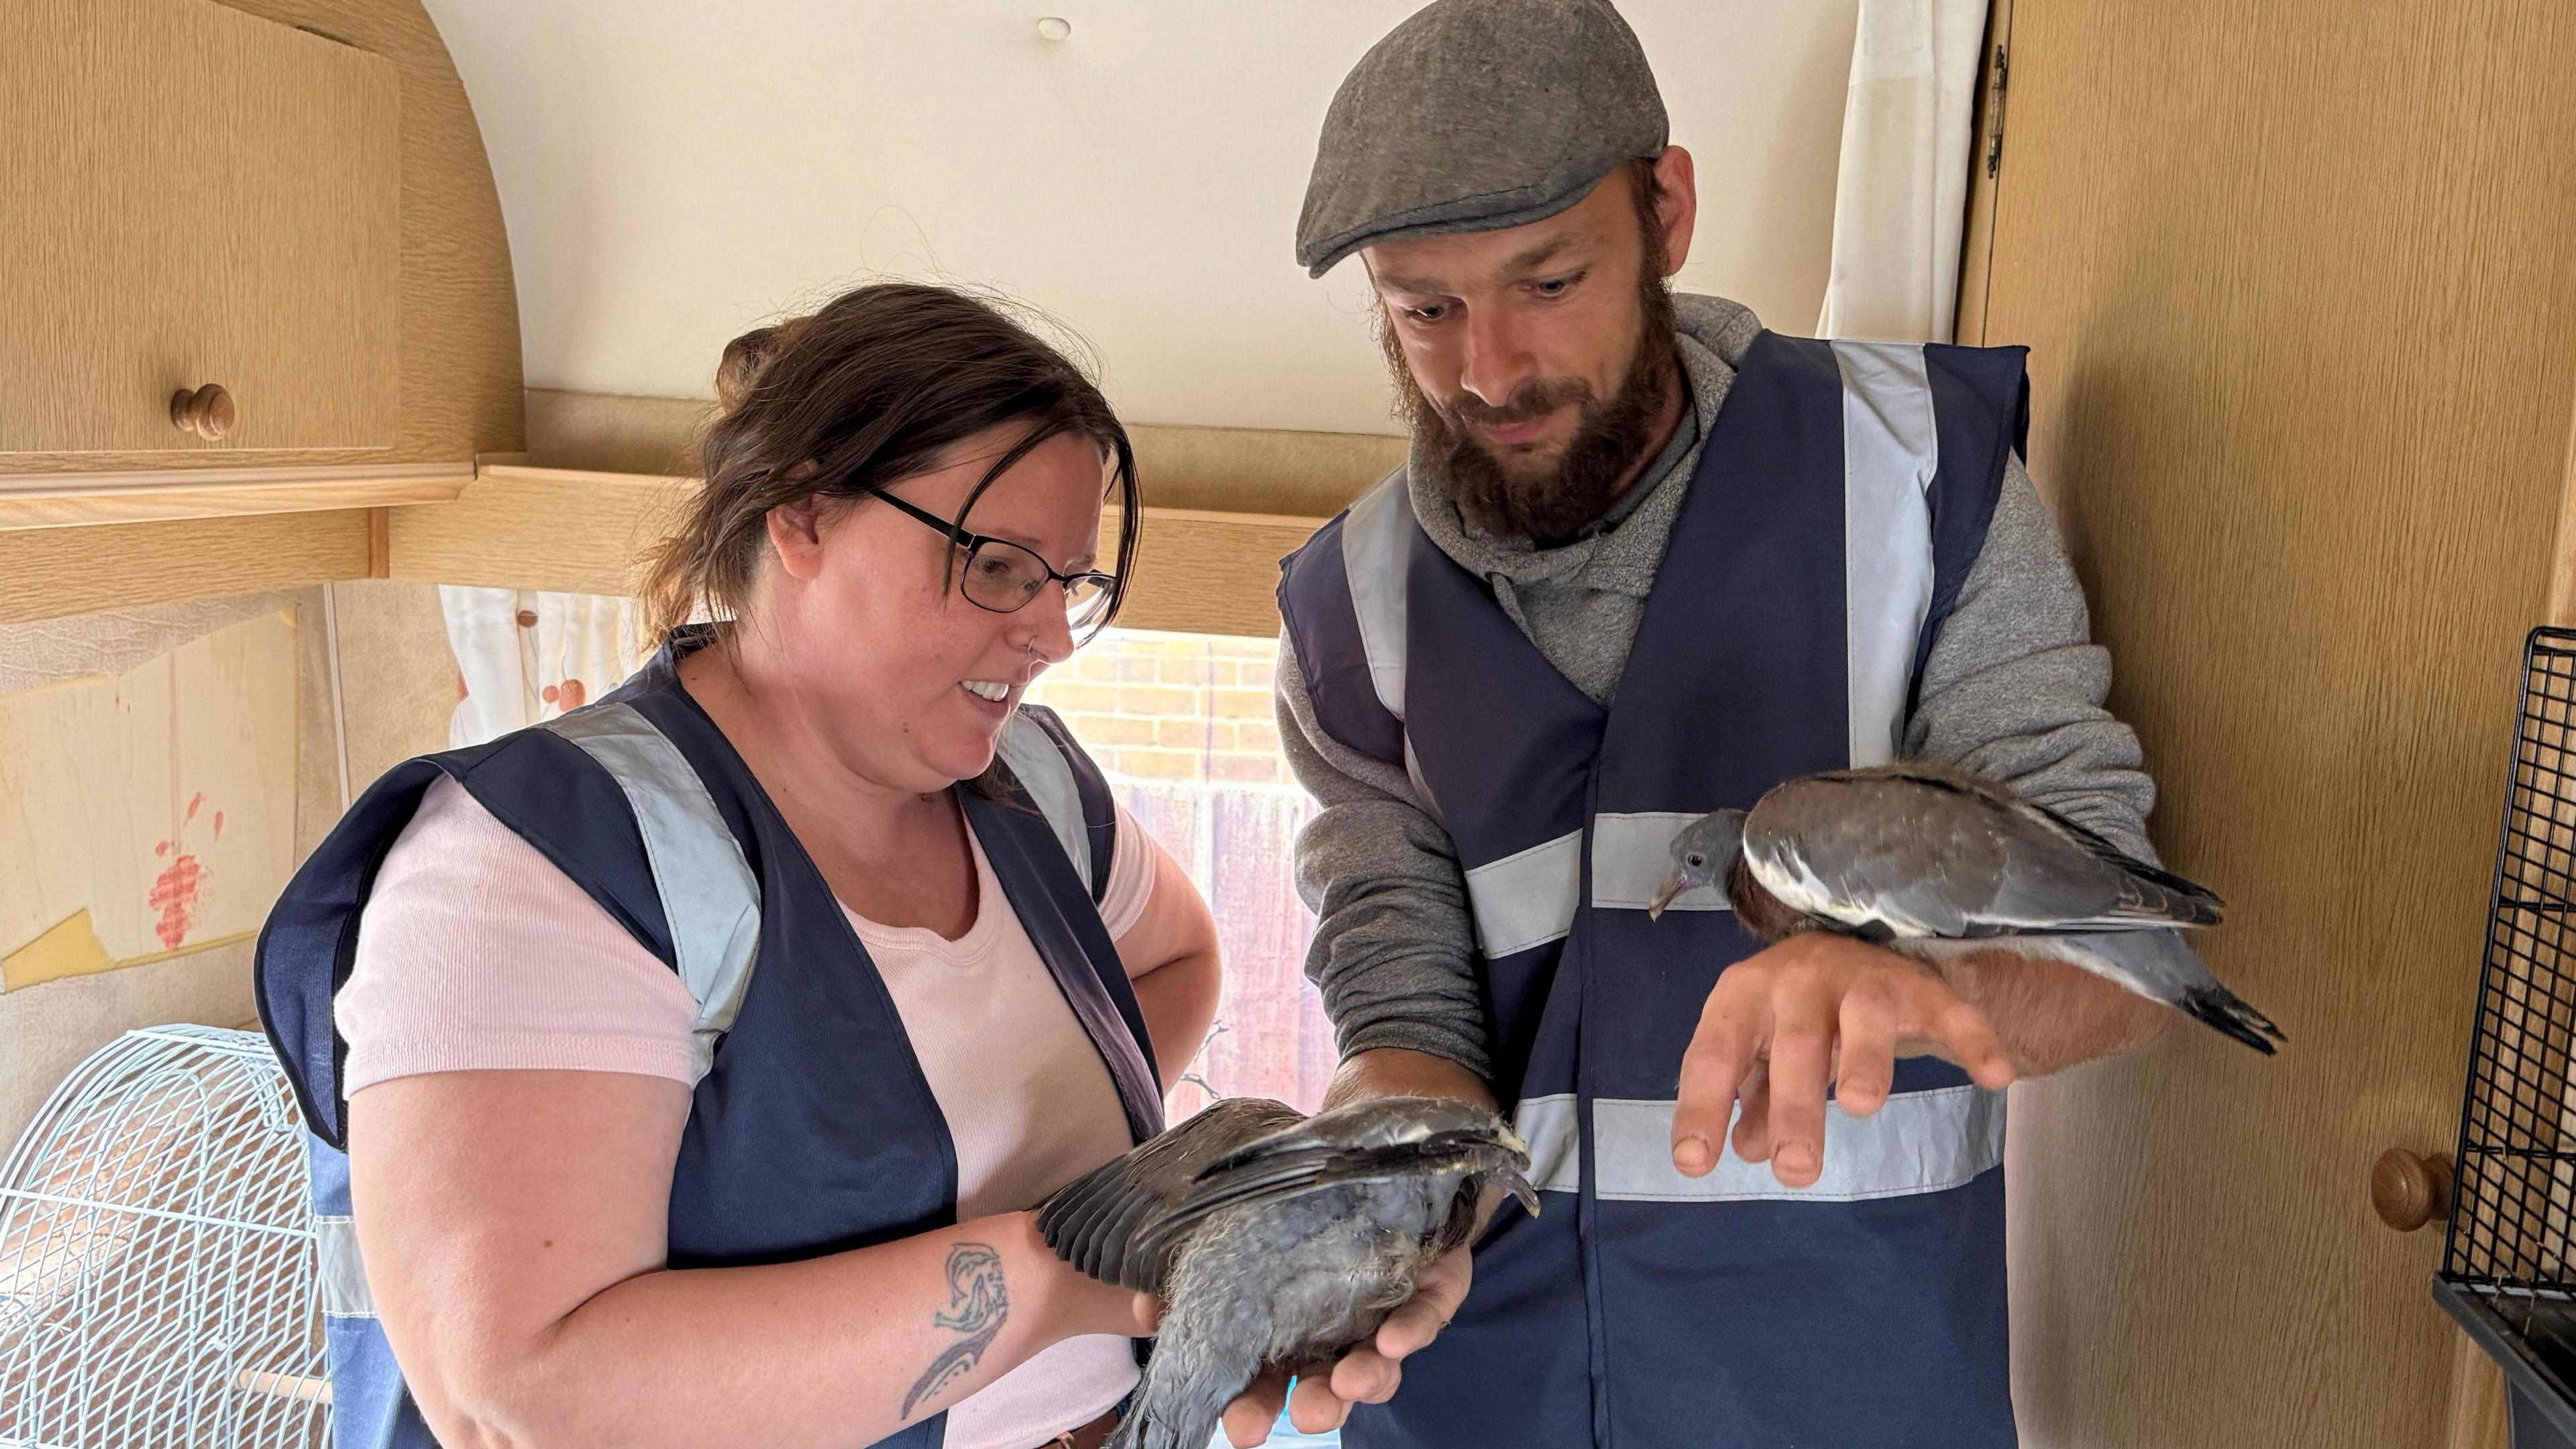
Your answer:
[1745,767,2218,939]
[2006,793,2224,926]
[1036,1097,1305,1293]
[1128,1131,1517,1281]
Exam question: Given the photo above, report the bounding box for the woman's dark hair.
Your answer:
[642,282,1142,641]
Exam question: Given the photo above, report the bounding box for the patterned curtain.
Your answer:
[439,588,647,749]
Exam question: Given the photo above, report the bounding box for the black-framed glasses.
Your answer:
[871,489,1119,635]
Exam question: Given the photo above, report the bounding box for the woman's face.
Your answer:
[761,424,1110,796]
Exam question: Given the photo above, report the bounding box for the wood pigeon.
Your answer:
[1650,763,2282,1053]
[1037,1095,1538,1449]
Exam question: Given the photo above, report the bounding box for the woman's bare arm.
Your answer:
[1113,836,1223,1093]
[348,1069,1148,1449]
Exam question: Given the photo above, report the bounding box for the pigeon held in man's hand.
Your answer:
[1649,762,2283,1053]
[1036,1095,1538,1449]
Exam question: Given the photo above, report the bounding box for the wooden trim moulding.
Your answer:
[384,464,697,599]
[526,387,1407,520]
[0,508,373,625]
[0,462,474,531]
[1952,0,2016,347]
[384,465,1328,638]
[0,451,1338,634]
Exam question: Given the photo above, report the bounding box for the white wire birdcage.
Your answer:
[0,1025,328,1449]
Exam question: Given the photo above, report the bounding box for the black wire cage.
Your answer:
[2441,627,2576,1448]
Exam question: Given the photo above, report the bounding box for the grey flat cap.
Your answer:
[1295,0,1668,278]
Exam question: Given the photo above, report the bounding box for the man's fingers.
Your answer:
[1327,1345,1404,1406]
[1222,1366,1289,1448]
[1910,982,2015,1089]
[1729,1060,1774,1164]
[1375,1246,1470,1359]
[1834,981,1898,1118]
[1763,990,1834,1189]
[1291,1365,1360,1433]
[1672,990,1760,1175]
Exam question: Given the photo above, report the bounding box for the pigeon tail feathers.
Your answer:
[2177,983,2285,1055]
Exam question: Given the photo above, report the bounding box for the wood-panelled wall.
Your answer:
[1971,0,2576,1442]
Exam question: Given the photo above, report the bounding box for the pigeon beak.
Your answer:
[1648,873,1686,920]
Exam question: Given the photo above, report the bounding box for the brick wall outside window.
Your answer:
[1026,629,1338,1116]
[1022,628,1287,785]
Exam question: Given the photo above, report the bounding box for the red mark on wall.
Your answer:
[155,839,170,859]
[213,811,224,840]
[186,792,203,822]
[148,853,205,950]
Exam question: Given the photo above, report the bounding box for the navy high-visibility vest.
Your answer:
[1277,334,2030,1448]
[256,627,1162,1449]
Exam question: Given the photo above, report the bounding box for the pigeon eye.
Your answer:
[1683,852,1707,870]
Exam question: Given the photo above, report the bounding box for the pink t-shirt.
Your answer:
[337,774,1163,1448]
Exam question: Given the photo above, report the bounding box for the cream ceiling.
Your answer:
[420,0,1863,435]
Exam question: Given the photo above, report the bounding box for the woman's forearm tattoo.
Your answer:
[900,1243,1008,1419]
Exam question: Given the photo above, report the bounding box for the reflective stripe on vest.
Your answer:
[996,710,1100,898]
[1834,340,1943,768]
[314,1214,375,1320]
[1342,474,1413,725]
[545,703,762,1085]
[1461,813,1733,957]
[1512,1089,2006,1204]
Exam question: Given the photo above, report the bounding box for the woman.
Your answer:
[258,284,1222,1449]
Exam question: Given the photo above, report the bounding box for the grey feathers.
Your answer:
[1658,763,2282,1053]
[1037,1097,1535,1449]
[1039,1098,1307,1294]
[1748,765,2222,939]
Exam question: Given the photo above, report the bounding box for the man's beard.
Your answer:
[1387,283,1680,545]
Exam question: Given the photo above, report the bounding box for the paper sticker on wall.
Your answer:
[0,611,297,991]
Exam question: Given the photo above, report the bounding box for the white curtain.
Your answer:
[1815,0,1991,343]
[440,587,647,749]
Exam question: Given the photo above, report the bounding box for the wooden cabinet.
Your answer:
[0,0,521,625]
[2,0,401,454]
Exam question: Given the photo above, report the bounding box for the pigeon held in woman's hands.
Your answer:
[1036,1095,1538,1449]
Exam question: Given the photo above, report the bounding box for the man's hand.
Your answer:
[1670,934,2017,1189]
[1201,1048,1496,1444]
[1216,1242,1471,1445]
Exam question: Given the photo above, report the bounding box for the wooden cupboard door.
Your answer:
[1970,0,2576,1444]
[1,0,400,453]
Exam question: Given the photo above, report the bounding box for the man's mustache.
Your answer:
[1437,378,1595,432]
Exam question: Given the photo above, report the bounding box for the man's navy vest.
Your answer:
[254,629,1163,1449]
[1277,334,2031,1448]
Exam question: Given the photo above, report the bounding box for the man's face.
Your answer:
[1366,158,1688,542]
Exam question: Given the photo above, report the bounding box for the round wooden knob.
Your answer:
[168,383,235,441]
[2372,1147,2453,1232]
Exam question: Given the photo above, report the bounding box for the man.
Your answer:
[1252,2,2174,1446]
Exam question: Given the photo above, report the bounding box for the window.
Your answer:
[1024,627,1336,1116]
